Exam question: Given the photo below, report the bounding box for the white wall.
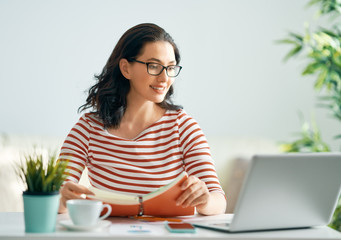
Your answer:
[0,0,339,150]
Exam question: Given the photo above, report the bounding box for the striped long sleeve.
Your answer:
[59,109,225,197]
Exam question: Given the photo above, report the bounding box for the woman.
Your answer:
[58,23,226,215]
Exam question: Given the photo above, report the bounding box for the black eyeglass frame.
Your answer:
[128,59,182,77]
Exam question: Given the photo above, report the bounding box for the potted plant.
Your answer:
[17,152,68,233]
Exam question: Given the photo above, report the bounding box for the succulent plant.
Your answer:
[18,152,68,193]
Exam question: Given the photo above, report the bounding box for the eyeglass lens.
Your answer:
[147,63,181,77]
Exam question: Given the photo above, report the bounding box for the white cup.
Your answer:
[66,199,112,226]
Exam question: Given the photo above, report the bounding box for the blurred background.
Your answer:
[0,0,338,150]
[1,0,341,213]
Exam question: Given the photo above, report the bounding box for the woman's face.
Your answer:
[127,41,176,104]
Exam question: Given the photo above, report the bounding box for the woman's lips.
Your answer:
[150,85,166,93]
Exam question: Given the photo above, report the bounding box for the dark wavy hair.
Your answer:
[78,23,182,129]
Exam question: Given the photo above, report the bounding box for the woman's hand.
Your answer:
[176,175,227,215]
[176,176,210,209]
[58,181,94,213]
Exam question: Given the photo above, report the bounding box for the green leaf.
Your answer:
[284,45,303,61]
[320,28,339,38]
[302,62,321,75]
[18,151,69,193]
[334,134,341,139]
[314,68,329,90]
[289,32,304,42]
[306,0,322,7]
[275,39,300,45]
[280,118,330,153]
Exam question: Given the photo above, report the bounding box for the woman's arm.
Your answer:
[177,110,227,215]
[58,114,92,213]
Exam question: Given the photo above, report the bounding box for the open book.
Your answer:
[86,171,195,217]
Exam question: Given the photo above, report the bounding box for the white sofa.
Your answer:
[0,134,279,213]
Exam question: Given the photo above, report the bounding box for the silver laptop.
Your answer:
[194,153,341,232]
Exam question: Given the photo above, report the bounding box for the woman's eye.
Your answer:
[149,64,159,70]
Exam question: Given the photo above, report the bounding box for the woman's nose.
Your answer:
[157,68,168,82]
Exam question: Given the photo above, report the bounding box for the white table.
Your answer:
[1,212,341,240]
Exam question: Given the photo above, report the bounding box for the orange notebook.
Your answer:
[87,171,195,217]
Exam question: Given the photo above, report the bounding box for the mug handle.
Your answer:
[99,204,112,220]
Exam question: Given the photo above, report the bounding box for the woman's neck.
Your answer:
[124,101,163,125]
[107,99,166,140]
[123,89,166,127]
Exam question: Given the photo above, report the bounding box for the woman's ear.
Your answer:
[119,58,131,79]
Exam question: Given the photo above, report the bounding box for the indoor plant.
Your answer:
[17,152,68,233]
[278,0,341,232]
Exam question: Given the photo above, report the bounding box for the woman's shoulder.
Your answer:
[165,108,188,119]
[166,108,199,125]
[78,112,104,128]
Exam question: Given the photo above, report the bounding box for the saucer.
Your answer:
[59,220,111,231]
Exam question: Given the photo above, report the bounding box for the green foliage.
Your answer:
[278,2,341,138]
[307,0,341,16]
[279,27,341,90]
[278,0,341,232]
[276,32,304,62]
[18,152,68,193]
[278,26,341,139]
[330,197,341,232]
[280,120,330,153]
[318,88,341,123]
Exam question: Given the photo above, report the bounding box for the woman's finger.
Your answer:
[182,181,209,207]
[63,181,94,195]
[186,192,208,207]
[177,177,200,206]
[181,175,199,190]
[177,177,209,207]
[59,182,94,207]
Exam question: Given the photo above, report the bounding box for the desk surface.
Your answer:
[1,212,341,240]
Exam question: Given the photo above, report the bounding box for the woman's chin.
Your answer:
[152,96,166,104]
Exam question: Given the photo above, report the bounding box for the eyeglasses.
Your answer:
[129,59,182,77]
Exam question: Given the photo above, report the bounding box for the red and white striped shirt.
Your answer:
[59,109,224,196]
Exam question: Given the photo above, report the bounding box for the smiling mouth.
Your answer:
[150,86,165,91]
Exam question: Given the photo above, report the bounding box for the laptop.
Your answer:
[193,153,341,232]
